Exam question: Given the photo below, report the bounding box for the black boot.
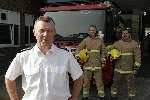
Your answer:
[111,97,117,100]
[128,96,135,100]
[97,97,105,100]
[82,97,89,100]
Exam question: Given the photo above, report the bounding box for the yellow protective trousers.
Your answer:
[83,68,104,97]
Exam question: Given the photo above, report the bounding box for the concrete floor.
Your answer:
[1,76,150,100]
[0,55,150,100]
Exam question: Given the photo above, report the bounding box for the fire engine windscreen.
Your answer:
[45,10,105,37]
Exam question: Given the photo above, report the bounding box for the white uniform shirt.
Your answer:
[5,44,83,100]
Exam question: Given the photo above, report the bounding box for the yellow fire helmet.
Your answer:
[110,49,121,59]
[75,49,89,63]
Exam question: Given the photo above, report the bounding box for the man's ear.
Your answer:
[54,28,56,35]
[33,29,36,36]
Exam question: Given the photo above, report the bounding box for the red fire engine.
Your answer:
[40,1,114,86]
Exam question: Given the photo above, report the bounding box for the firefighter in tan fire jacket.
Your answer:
[75,25,106,99]
[111,29,141,99]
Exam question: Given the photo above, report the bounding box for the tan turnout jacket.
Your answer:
[112,39,141,73]
[76,36,105,69]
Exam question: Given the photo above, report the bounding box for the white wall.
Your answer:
[0,9,20,25]
[45,10,105,36]
[145,28,150,36]
[25,14,34,26]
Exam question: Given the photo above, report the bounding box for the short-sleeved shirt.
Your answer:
[5,44,83,100]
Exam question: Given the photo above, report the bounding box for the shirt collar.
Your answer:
[33,44,56,56]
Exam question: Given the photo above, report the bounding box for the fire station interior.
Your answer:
[40,1,150,100]
[41,0,150,77]
[0,0,150,100]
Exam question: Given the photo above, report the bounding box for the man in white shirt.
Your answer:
[5,16,83,100]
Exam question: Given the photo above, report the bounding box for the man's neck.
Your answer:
[122,38,131,42]
[37,43,52,55]
[89,35,96,39]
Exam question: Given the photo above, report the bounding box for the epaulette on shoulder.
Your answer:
[21,46,33,52]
